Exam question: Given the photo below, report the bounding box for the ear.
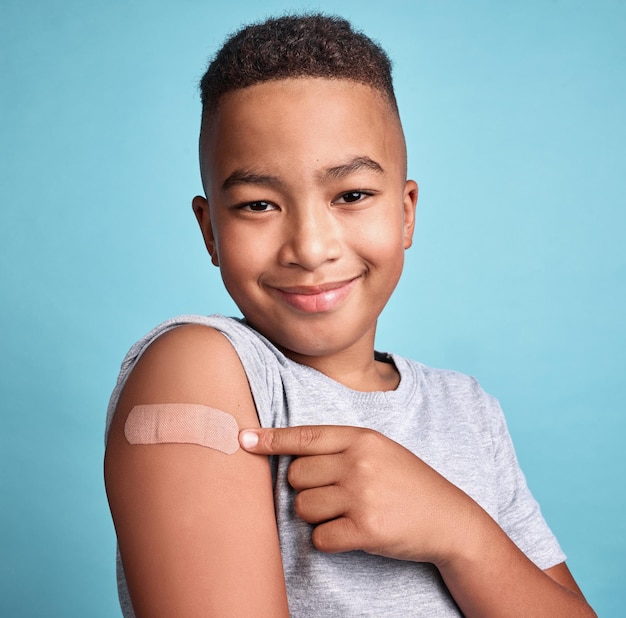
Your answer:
[402,180,418,249]
[192,195,219,266]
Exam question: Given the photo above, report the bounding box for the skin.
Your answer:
[239,426,595,617]
[194,78,417,391]
[105,325,290,617]
[105,77,595,616]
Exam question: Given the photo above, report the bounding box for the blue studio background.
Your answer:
[1,0,624,615]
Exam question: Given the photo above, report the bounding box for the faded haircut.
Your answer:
[199,14,398,116]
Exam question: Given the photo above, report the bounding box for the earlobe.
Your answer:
[192,195,220,266]
[402,180,418,250]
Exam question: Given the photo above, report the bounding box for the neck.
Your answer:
[279,335,399,393]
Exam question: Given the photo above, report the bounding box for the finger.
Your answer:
[288,454,343,490]
[311,516,362,554]
[294,486,347,524]
[239,425,356,456]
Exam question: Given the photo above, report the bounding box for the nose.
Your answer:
[277,204,342,270]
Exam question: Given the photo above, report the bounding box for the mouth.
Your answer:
[270,276,361,313]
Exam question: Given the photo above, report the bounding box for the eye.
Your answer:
[239,201,277,212]
[334,191,373,205]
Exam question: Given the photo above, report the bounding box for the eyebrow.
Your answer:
[319,156,385,181]
[221,170,282,191]
[220,155,385,192]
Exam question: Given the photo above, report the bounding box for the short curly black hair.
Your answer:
[199,14,397,115]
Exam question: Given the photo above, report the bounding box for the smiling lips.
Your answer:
[271,277,361,313]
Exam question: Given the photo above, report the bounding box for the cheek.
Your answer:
[213,230,248,282]
[214,227,272,298]
[356,210,406,261]
[214,223,259,269]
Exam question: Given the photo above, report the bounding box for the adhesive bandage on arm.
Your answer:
[124,403,240,455]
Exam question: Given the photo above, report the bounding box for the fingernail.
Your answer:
[240,430,259,449]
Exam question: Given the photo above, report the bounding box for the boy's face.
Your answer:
[193,78,417,362]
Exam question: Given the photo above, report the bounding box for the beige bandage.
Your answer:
[124,403,240,455]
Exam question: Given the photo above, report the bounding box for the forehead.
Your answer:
[199,78,406,191]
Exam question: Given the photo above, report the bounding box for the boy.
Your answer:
[104,14,595,617]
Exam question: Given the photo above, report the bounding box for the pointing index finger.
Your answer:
[239,425,355,455]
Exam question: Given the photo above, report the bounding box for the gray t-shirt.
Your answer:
[106,314,565,617]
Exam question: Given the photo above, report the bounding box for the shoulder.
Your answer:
[106,315,273,435]
[104,316,289,614]
[130,320,245,381]
[104,315,265,470]
[390,355,507,446]
[116,314,255,374]
[110,319,257,434]
[399,356,496,408]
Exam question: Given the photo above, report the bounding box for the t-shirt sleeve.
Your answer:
[487,394,567,570]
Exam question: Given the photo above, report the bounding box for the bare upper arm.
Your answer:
[104,324,289,617]
[544,562,585,597]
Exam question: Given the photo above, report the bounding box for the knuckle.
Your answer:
[355,484,378,510]
[358,510,382,535]
[287,460,301,488]
[355,428,381,450]
[353,455,376,479]
[311,526,333,553]
[297,425,321,450]
[354,510,384,549]
[313,518,361,554]
[293,492,307,518]
[264,429,283,452]
[294,492,320,524]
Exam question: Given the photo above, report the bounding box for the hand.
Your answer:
[239,425,479,565]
